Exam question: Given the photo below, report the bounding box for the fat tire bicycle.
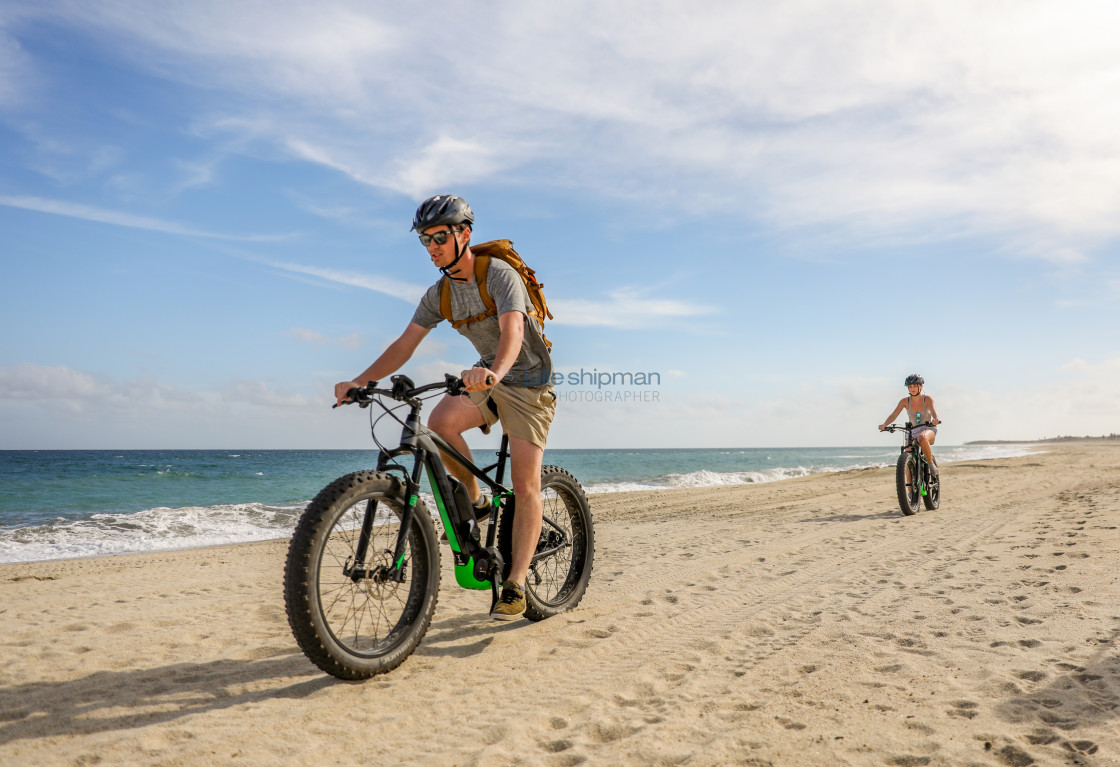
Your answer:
[881,421,941,516]
[283,374,594,680]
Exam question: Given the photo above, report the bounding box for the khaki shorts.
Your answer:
[467,384,556,450]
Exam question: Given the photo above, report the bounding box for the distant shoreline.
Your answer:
[965,435,1120,445]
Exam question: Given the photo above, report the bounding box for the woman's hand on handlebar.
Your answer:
[460,367,498,392]
[334,380,362,407]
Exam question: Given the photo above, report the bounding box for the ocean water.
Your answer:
[0,443,1033,564]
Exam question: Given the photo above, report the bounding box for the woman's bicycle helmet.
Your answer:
[905,374,925,386]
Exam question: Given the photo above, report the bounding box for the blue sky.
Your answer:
[2,0,1118,449]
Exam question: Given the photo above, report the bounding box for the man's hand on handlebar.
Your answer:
[460,367,498,392]
[334,380,364,408]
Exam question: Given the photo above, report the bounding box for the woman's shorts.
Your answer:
[467,383,557,450]
[911,426,937,443]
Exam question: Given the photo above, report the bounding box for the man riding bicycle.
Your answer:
[334,194,556,620]
[879,374,941,476]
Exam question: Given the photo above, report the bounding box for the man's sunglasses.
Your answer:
[418,230,456,247]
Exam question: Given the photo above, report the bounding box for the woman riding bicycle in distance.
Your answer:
[879,374,941,476]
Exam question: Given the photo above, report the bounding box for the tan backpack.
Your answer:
[439,239,553,350]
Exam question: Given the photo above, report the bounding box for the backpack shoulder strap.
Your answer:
[439,275,453,322]
[448,254,498,329]
[474,254,494,313]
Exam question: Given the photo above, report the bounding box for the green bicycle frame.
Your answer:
[379,410,512,591]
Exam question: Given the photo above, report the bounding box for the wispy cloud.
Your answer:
[10,1,1120,256]
[550,287,716,329]
[262,259,426,303]
[285,327,363,350]
[0,195,292,241]
[1059,356,1120,374]
[0,362,202,412]
[0,362,311,412]
[0,23,33,107]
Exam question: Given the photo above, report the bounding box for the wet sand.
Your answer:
[2,444,1118,766]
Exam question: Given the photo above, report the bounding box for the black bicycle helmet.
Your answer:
[411,194,474,232]
[905,373,925,386]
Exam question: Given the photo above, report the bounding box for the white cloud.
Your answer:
[6,357,1120,449]
[262,259,715,331]
[0,195,291,241]
[0,23,33,107]
[0,362,203,413]
[0,362,311,420]
[262,259,426,303]
[551,287,716,329]
[11,1,1120,255]
[285,327,363,350]
[0,362,110,400]
[219,379,310,409]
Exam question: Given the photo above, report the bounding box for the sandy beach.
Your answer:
[2,444,1118,766]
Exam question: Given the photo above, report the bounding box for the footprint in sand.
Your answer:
[1037,711,1078,730]
[992,744,1035,766]
[541,739,573,753]
[947,700,979,719]
[1063,739,1099,755]
[774,716,806,730]
[886,756,931,767]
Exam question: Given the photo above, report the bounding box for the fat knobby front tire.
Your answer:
[284,471,441,679]
[895,453,920,516]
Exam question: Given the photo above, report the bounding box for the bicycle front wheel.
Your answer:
[284,471,441,679]
[895,452,920,516]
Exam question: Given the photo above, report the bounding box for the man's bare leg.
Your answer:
[507,435,544,588]
[427,394,487,499]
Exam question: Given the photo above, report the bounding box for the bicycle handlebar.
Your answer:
[335,373,496,408]
[881,421,940,432]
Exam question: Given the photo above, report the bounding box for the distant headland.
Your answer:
[965,434,1120,445]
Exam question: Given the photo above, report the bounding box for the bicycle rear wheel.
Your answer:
[499,466,594,621]
[895,452,920,516]
[923,460,941,510]
[284,471,440,679]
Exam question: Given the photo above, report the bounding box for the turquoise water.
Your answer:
[0,443,1031,564]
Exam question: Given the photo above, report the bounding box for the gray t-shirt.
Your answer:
[411,258,553,387]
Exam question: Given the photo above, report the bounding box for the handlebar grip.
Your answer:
[333,384,374,408]
[447,373,496,395]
